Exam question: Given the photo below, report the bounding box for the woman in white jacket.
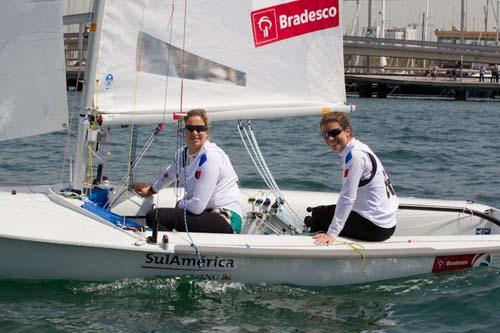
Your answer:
[311,112,399,245]
[135,109,243,234]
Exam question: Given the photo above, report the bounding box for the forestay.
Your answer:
[0,0,68,141]
[95,0,350,125]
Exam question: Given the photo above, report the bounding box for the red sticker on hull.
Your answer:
[432,254,482,273]
[251,0,340,47]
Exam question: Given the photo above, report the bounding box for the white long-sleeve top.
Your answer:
[327,138,399,236]
[151,141,242,217]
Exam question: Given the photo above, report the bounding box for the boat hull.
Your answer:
[1,185,499,286]
[1,234,498,286]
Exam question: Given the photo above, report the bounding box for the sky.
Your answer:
[63,0,500,41]
[343,0,500,40]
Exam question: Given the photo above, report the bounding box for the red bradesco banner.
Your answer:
[251,0,340,47]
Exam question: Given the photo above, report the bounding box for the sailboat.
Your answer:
[1,0,499,287]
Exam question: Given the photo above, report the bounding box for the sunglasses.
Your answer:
[321,127,343,139]
[184,124,208,133]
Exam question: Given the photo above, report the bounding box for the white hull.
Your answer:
[2,233,498,286]
[1,185,499,286]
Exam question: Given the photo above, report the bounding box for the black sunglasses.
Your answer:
[185,124,208,133]
[321,127,343,139]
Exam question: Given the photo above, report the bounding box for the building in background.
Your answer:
[435,29,500,46]
[386,26,418,40]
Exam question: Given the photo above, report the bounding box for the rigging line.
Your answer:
[178,0,188,114]
[155,1,177,211]
[121,0,147,225]
[108,126,163,208]
[242,122,281,193]
[161,1,176,122]
[237,122,275,194]
[241,123,278,196]
[83,80,99,195]
[129,125,139,184]
[244,121,302,225]
[237,123,296,232]
[84,85,100,195]
[129,126,163,171]
[245,122,282,194]
[246,138,302,226]
[85,143,94,195]
[239,123,294,225]
[174,122,182,199]
[177,0,202,265]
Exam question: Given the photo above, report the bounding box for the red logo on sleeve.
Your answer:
[343,168,349,177]
[195,170,201,179]
[251,0,339,47]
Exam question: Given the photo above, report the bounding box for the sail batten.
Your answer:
[95,0,347,123]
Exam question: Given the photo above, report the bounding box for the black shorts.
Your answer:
[146,208,234,234]
[306,205,395,241]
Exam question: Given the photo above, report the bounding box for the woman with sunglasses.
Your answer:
[310,111,399,245]
[134,109,243,234]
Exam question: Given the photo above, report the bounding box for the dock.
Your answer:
[345,74,500,100]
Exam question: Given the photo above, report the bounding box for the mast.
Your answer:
[497,0,499,46]
[72,0,105,192]
[460,0,465,44]
[355,0,360,36]
[486,0,489,35]
[424,0,430,42]
[380,0,386,70]
[367,0,372,72]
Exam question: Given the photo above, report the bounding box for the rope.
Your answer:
[85,142,93,195]
[337,241,367,273]
[246,122,302,225]
[237,122,275,193]
[237,121,302,230]
[121,1,148,226]
[156,1,177,207]
[107,125,164,208]
[175,0,202,266]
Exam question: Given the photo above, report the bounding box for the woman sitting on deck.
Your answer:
[309,112,399,245]
[134,109,243,234]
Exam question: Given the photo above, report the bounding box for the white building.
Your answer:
[385,26,418,40]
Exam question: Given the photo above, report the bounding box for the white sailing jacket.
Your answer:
[327,138,399,236]
[151,141,242,217]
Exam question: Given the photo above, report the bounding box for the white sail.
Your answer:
[0,0,68,141]
[95,0,349,124]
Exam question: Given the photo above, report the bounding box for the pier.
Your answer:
[346,74,500,100]
[344,36,500,64]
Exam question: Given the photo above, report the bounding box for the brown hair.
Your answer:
[320,111,351,129]
[184,109,209,126]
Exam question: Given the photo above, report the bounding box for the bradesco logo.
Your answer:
[251,0,339,47]
[431,253,488,273]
